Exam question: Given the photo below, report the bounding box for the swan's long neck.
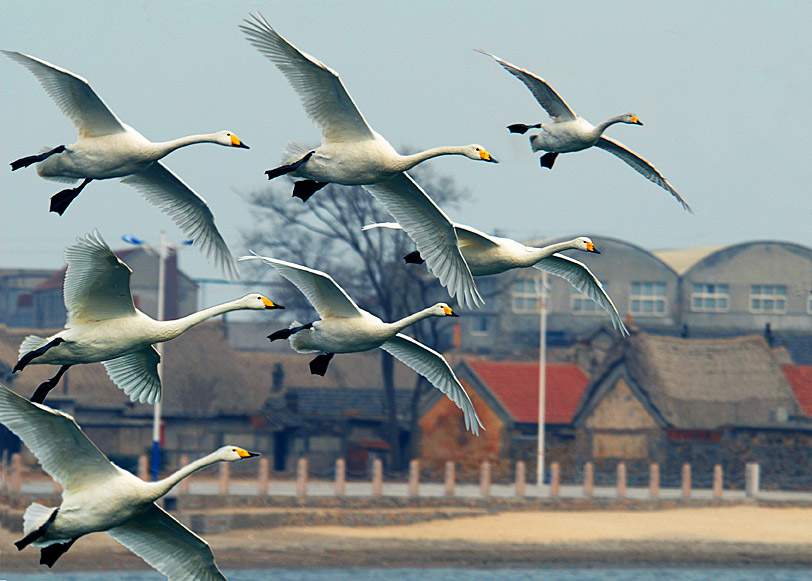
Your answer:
[152,133,220,158]
[147,452,224,499]
[594,116,629,135]
[390,306,439,334]
[157,299,247,341]
[525,240,578,267]
[397,146,470,172]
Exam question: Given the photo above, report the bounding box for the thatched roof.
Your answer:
[575,330,802,429]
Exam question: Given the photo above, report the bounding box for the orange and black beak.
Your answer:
[237,448,261,459]
[262,297,284,310]
[231,134,250,149]
[586,242,600,254]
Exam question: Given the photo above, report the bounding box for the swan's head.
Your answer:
[239,293,285,310]
[216,445,261,462]
[431,303,459,317]
[466,145,498,163]
[573,237,600,254]
[215,130,250,149]
[621,114,643,126]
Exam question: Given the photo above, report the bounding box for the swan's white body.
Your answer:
[240,14,493,308]
[240,254,484,435]
[365,223,628,335]
[477,50,691,213]
[3,51,249,278]
[17,231,281,404]
[0,383,256,579]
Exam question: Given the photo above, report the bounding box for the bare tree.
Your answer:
[242,164,468,469]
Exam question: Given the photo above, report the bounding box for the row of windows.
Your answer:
[510,281,805,316]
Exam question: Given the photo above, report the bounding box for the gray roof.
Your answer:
[577,330,802,429]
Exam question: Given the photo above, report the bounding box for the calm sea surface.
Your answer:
[8,568,810,581]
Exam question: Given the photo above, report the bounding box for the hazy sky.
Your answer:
[3,1,812,305]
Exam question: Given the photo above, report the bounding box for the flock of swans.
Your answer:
[2,11,688,580]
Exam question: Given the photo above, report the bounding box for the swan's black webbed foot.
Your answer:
[11,145,66,171]
[264,150,315,180]
[540,152,559,169]
[403,251,424,265]
[292,180,328,202]
[50,178,92,215]
[31,365,72,404]
[39,538,77,567]
[507,123,541,135]
[13,338,65,373]
[268,323,313,342]
[309,353,335,376]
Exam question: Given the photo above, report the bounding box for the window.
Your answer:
[572,283,608,315]
[629,281,667,315]
[750,284,786,313]
[470,316,490,334]
[691,283,729,312]
[511,278,542,313]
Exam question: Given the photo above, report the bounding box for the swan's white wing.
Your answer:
[63,230,136,327]
[102,347,162,405]
[476,50,576,122]
[240,13,375,143]
[596,136,692,213]
[533,253,628,335]
[0,384,118,489]
[453,224,501,250]
[3,51,126,138]
[239,254,363,319]
[121,162,239,280]
[363,173,482,309]
[381,334,483,435]
[108,504,225,581]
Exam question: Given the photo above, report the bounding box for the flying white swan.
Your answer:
[364,222,628,335]
[477,50,691,213]
[239,254,484,435]
[3,51,249,279]
[0,383,257,577]
[239,14,492,308]
[13,231,283,404]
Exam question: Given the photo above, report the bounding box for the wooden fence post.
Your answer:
[296,457,308,497]
[745,462,760,497]
[257,457,270,495]
[408,459,420,497]
[334,458,346,496]
[371,458,383,496]
[616,462,627,498]
[649,463,659,500]
[583,462,594,497]
[218,462,230,495]
[480,461,491,497]
[444,461,455,497]
[177,455,190,494]
[10,453,21,492]
[681,463,692,499]
[138,454,149,481]
[515,461,526,498]
[550,462,560,497]
[713,464,723,499]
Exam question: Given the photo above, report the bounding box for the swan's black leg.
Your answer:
[264,150,315,180]
[40,538,77,567]
[540,152,559,169]
[13,338,65,373]
[507,123,541,135]
[10,145,66,171]
[31,365,72,404]
[14,508,58,551]
[50,178,92,215]
[268,323,312,342]
[309,353,335,376]
[403,251,424,265]
[292,180,328,202]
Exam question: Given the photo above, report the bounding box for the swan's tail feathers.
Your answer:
[18,335,48,360]
[268,321,311,343]
[265,150,314,181]
[282,142,310,165]
[10,145,66,171]
[102,348,162,405]
[16,504,57,550]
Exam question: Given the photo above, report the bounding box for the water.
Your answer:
[8,568,810,581]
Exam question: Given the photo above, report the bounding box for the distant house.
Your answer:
[0,269,55,328]
[572,330,812,488]
[418,359,589,479]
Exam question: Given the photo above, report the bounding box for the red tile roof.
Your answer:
[466,360,588,424]
[782,365,812,416]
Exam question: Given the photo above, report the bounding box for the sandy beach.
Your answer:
[2,505,812,573]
